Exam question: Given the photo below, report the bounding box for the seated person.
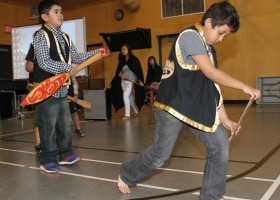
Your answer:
[145,56,162,107]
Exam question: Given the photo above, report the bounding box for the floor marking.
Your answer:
[82,158,204,175]
[27,166,178,192]
[244,177,274,182]
[83,158,205,175]
[260,174,280,200]
[0,148,259,180]
[0,147,279,200]
[136,183,179,192]
[82,158,121,165]
[0,161,25,167]
[0,130,33,138]
[0,147,35,154]
[0,122,88,138]
[192,192,252,200]
[157,167,203,175]
[83,158,232,177]
[222,196,251,200]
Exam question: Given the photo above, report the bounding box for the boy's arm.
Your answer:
[219,104,241,135]
[33,31,72,75]
[25,60,34,72]
[218,103,241,135]
[71,76,79,102]
[72,76,79,95]
[70,41,100,64]
[25,44,35,72]
[192,54,261,100]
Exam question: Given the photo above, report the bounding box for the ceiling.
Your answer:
[0,0,114,10]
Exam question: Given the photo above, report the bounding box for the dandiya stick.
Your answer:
[20,51,104,106]
[228,99,254,143]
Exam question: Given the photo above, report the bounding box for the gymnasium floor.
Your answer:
[0,102,279,200]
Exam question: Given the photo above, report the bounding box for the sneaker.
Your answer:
[40,162,60,173]
[75,129,86,137]
[35,144,42,153]
[58,154,81,165]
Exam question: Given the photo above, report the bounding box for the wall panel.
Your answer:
[0,0,279,100]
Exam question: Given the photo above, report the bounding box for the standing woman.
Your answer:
[111,44,145,120]
[145,56,162,107]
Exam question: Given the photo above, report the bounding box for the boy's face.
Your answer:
[41,5,64,29]
[204,18,231,45]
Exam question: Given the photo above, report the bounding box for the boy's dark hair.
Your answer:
[200,1,240,33]
[38,0,61,24]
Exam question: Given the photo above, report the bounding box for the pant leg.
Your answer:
[120,108,183,187]
[36,97,60,164]
[129,86,138,113]
[55,97,73,160]
[190,125,229,200]
[121,80,133,117]
[32,105,38,128]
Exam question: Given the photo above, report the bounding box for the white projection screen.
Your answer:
[11,17,87,80]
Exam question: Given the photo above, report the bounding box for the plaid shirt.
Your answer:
[33,25,98,98]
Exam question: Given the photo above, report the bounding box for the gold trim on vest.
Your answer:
[154,101,220,133]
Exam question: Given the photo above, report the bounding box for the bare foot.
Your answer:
[122,116,130,120]
[118,175,131,194]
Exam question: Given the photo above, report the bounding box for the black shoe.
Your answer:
[35,144,42,153]
[75,129,86,137]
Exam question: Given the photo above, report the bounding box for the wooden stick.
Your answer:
[228,99,254,143]
[21,52,103,106]
[27,83,92,109]
[67,96,92,109]
[124,78,144,87]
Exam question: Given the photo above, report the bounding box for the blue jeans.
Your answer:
[36,96,73,164]
[120,108,229,200]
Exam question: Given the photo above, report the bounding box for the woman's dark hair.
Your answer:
[38,0,61,24]
[200,1,240,33]
[118,43,134,63]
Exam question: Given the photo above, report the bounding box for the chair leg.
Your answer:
[150,91,154,110]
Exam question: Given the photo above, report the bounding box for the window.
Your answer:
[161,0,205,18]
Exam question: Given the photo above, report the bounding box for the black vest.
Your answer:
[33,25,70,82]
[154,25,221,133]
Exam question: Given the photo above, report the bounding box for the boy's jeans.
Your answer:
[120,108,229,199]
[36,96,73,164]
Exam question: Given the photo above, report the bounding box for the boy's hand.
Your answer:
[73,95,78,102]
[242,85,261,100]
[139,80,144,87]
[222,118,241,135]
[70,66,78,76]
[99,48,110,57]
